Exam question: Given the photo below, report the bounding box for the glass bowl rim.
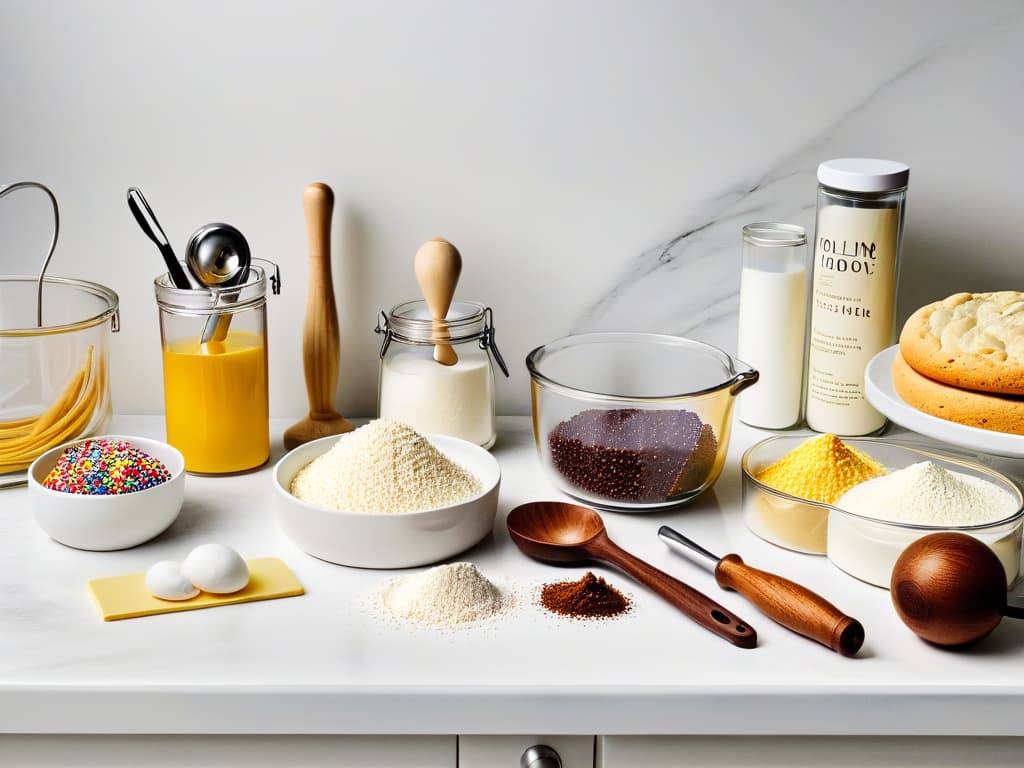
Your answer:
[0,275,119,336]
[526,331,754,402]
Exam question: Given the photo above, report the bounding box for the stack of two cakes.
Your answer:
[892,291,1024,435]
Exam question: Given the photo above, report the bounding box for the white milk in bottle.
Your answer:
[736,223,808,430]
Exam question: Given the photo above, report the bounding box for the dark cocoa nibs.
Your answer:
[547,408,717,503]
[539,571,632,620]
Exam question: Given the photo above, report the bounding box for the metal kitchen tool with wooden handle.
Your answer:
[658,526,864,656]
[507,502,757,648]
[283,182,354,450]
[414,237,462,366]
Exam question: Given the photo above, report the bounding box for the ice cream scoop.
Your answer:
[185,223,251,343]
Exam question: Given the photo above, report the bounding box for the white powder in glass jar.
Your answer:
[828,461,1022,588]
[379,351,495,447]
[289,420,482,514]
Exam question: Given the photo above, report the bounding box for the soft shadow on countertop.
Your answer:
[150,499,228,543]
[950,613,1024,657]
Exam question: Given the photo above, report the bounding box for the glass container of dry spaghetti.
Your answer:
[0,276,119,479]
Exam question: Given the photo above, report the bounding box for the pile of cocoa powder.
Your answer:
[539,571,631,620]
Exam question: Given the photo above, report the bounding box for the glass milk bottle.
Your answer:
[375,301,508,448]
[736,223,808,429]
[805,158,909,436]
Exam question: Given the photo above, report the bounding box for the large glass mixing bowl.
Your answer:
[526,332,758,511]
[0,276,119,478]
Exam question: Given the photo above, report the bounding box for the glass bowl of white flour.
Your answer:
[825,441,1023,588]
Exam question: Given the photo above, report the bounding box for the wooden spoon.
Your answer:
[891,532,1024,648]
[283,182,355,450]
[506,501,757,648]
[414,237,462,366]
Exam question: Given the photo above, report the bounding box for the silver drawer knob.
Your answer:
[521,744,562,768]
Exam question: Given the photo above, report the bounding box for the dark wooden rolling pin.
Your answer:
[659,526,864,656]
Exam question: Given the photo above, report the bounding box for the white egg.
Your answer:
[181,543,250,594]
[145,560,199,601]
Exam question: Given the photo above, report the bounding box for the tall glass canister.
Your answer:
[804,158,909,436]
[154,263,278,474]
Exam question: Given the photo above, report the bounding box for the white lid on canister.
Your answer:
[817,158,910,192]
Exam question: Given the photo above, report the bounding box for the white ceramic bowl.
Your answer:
[273,433,501,569]
[28,435,185,551]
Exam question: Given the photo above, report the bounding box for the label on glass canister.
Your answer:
[805,204,899,435]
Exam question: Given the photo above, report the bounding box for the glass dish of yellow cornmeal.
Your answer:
[742,434,886,554]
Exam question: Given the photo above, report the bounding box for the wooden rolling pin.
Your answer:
[283,182,355,450]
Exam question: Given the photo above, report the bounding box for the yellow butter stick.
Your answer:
[87,558,305,621]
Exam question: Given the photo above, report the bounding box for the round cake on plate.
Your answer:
[894,291,1024,435]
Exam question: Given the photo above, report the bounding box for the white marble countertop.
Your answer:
[1,416,1023,736]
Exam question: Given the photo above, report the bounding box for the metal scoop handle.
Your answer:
[126,187,191,289]
[659,526,864,656]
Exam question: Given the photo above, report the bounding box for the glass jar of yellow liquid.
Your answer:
[154,263,279,474]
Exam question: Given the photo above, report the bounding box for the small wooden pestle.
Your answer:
[283,183,355,450]
[414,237,462,366]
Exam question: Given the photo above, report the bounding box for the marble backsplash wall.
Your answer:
[1,1,1022,417]
[574,5,1024,352]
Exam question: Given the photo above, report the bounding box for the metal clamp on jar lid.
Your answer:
[376,301,508,375]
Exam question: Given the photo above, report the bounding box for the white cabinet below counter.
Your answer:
[598,736,1024,767]
[0,735,456,767]
[4,734,1024,767]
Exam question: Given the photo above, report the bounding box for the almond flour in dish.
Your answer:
[828,461,1022,588]
[288,420,482,513]
[835,461,1016,527]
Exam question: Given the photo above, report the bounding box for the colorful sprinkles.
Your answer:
[42,439,171,495]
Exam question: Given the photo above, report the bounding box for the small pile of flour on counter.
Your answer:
[836,461,1018,526]
[289,420,482,513]
[379,562,512,628]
